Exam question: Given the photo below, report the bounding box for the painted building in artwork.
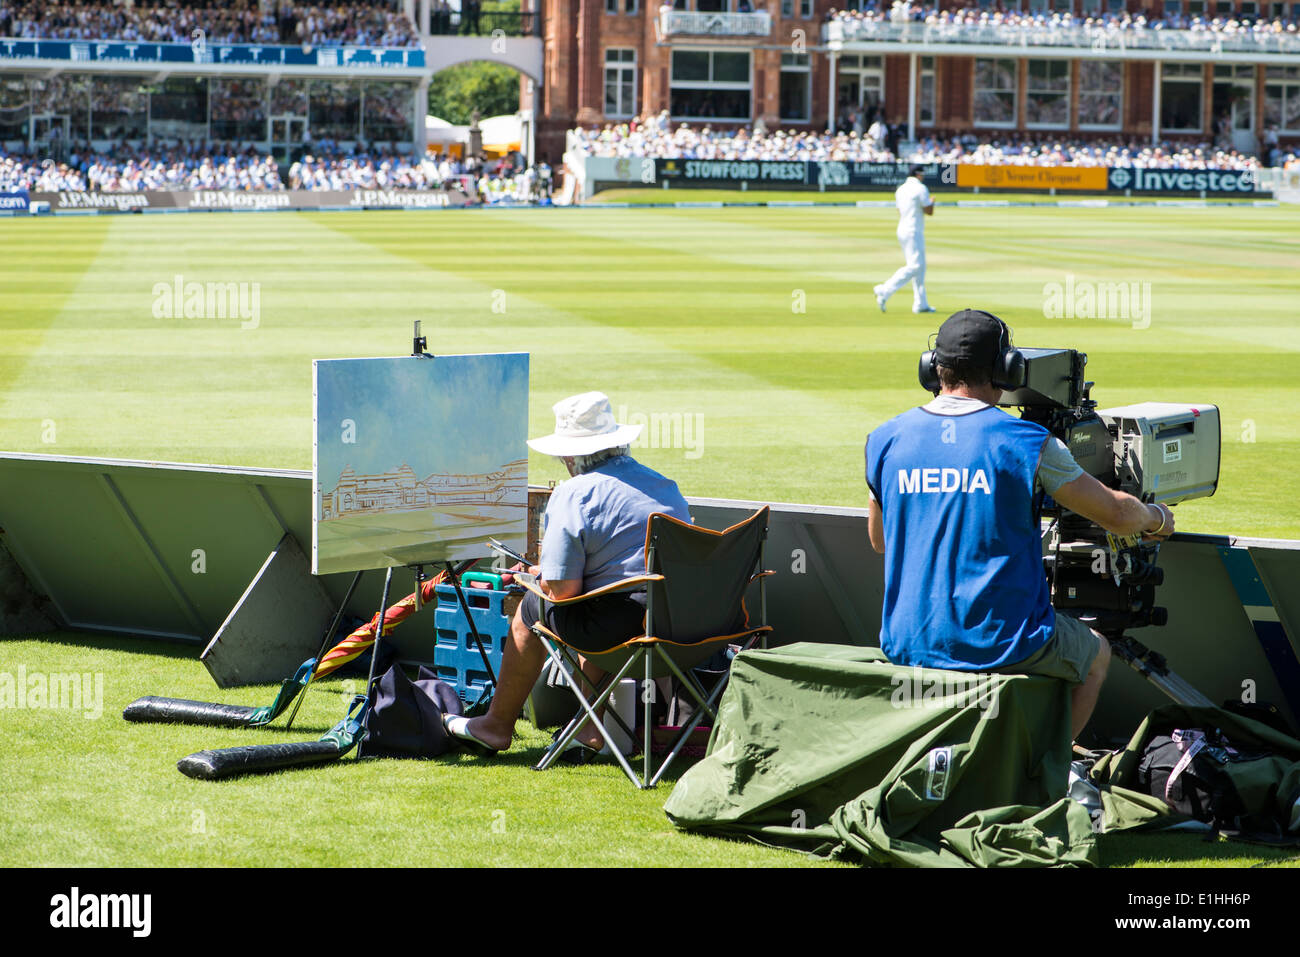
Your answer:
[322,459,528,519]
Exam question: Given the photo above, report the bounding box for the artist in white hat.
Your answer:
[446,391,691,757]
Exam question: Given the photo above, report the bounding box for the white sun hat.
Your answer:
[526,391,643,457]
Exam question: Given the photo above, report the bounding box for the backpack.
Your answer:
[361,664,463,759]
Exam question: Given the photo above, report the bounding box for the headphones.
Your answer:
[918,311,1026,394]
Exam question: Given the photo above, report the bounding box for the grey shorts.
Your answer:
[992,613,1103,685]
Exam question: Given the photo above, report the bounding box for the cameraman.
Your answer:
[865,310,1174,740]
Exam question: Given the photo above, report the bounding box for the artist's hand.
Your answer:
[528,564,541,578]
[1141,503,1174,542]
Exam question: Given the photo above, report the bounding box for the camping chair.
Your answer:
[521,506,772,789]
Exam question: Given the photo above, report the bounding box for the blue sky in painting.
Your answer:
[315,353,528,487]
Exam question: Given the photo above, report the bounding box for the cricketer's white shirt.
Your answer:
[895,177,932,237]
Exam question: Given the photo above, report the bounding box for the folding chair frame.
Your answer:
[528,514,771,789]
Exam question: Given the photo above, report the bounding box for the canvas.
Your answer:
[312,353,529,575]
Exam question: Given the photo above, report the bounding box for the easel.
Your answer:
[347,323,500,754]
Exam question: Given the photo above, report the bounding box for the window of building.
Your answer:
[28,75,91,144]
[671,49,751,120]
[363,81,414,142]
[0,77,31,143]
[1026,59,1069,127]
[1239,0,1258,15]
[1106,0,1124,11]
[780,53,810,122]
[919,56,935,126]
[696,0,729,11]
[836,55,885,129]
[1053,0,1073,10]
[1080,0,1100,13]
[151,76,212,141]
[1160,62,1203,133]
[605,48,637,119]
[90,76,147,142]
[211,78,267,142]
[1078,60,1122,128]
[781,0,793,16]
[625,0,638,13]
[1214,0,1232,13]
[800,0,813,16]
[1265,65,1300,133]
[1165,0,1183,15]
[974,58,1017,127]
[1028,0,1049,12]
[1187,0,1206,15]
[606,0,618,13]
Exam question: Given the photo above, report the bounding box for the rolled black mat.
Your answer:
[177,741,344,780]
[123,696,258,727]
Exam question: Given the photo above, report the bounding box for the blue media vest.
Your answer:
[865,405,1056,670]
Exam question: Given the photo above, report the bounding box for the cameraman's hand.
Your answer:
[1141,503,1174,542]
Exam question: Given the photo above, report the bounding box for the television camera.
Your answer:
[921,346,1222,705]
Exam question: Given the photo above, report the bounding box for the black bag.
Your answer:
[1138,733,1237,824]
[1137,729,1284,836]
[361,665,463,759]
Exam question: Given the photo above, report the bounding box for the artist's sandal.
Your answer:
[443,715,501,756]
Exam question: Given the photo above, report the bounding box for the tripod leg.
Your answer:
[1111,636,1214,707]
[357,566,395,759]
[285,569,363,730]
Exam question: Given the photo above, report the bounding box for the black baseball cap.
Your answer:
[934,309,1007,369]
[908,164,927,177]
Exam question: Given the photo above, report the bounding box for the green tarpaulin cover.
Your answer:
[664,642,1098,867]
[665,644,1300,864]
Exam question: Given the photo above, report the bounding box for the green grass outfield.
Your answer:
[2,203,1299,868]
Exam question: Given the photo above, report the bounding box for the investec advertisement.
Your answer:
[1106,166,1261,195]
[30,189,473,212]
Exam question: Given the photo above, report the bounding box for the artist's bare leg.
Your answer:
[465,605,544,752]
[1071,634,1111,742]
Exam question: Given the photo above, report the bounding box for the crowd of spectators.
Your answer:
[0,139,557,200]
[1,141,283,191]
[569,111,1293,170]
[0,1,419,47]
[287,147,443,188]
[828,1,1300,42]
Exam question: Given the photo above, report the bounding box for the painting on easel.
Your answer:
[312,353,529,575]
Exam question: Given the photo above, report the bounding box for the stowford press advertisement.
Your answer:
[657,159,810,184]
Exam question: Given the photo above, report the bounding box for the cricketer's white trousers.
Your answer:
[879,228,929,311]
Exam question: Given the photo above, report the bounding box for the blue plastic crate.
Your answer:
[433,583,509,704]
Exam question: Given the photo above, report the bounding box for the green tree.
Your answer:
[428,62,520,126]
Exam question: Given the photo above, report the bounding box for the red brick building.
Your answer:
[532,0,1300,159]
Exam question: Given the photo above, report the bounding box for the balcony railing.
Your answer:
[659,11,773,38]
[823,19,1300,56]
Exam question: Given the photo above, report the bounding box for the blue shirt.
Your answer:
[539,455,691,591]
[865,404,1056,670]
